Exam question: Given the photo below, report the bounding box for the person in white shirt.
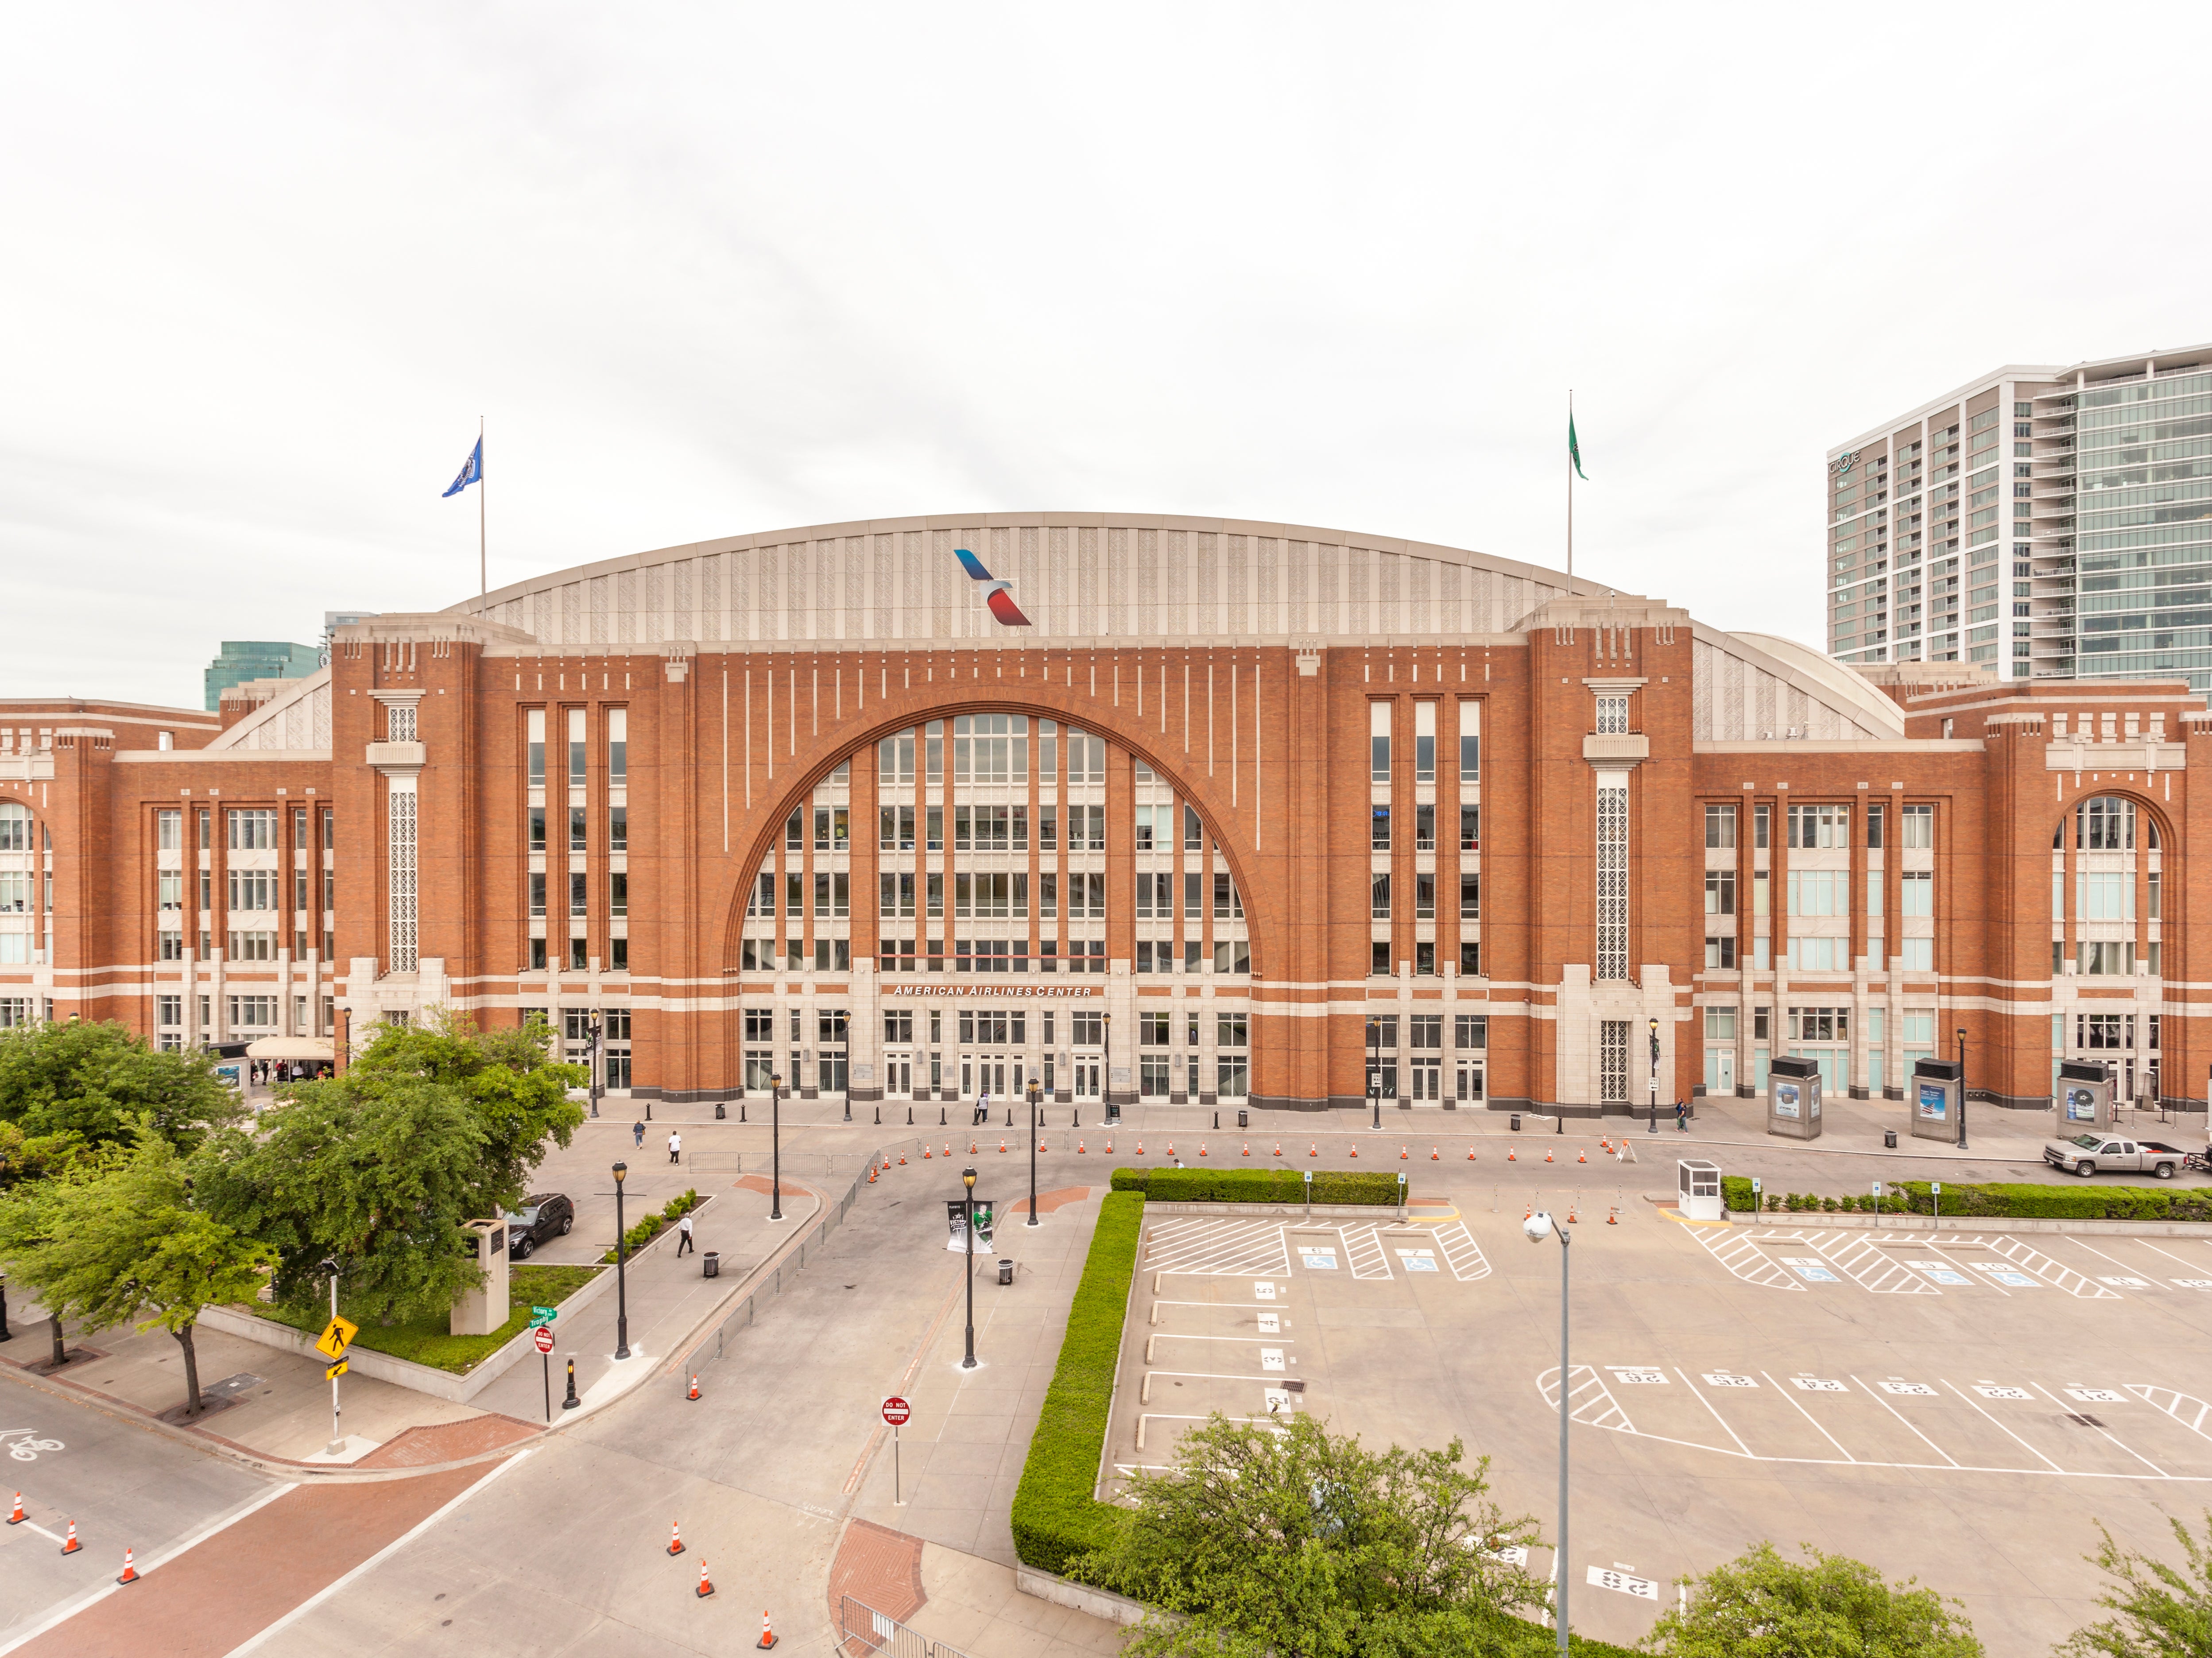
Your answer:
[668,1129,682,1165]
[676,1212,695,1256]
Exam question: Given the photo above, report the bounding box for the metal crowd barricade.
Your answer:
[838,1594,971,1658]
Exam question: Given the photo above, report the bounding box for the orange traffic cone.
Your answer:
[758,1610,778,1648]
[1544,1150,1554,1164]
[1399,1145,1408,1160]
[898,1152,906,1165]
[1077,1140,1086,1153]
[116,1547,137,1585]
[1273,1142,1282,1157]
[998,1138,1006,1152]
[1577,1150,1587,1164]
[688,1375,701,1401]
[1309,1142,1318,1157]
[922,1145,932,1158]
[943,1143,950,1158]
[1523,1200,1533,1220]
[6,1492,23,1525]
[1241,1142,1250,1157]
[668,1520,686,1556]
[1607,1205,1619,1225]
[696,1559,715,1597]
[61,1521,80,1555]
[1165,1141,1173,1156]
[969,1140,977,1154]
[1136,1140,1145,1154]
[867,1166,876,1184]
[1567,1201,1579,1224]
[1507,1148,1516,1162]
[881,1157,891,1172]
[1349,1144,1358,1158]
[1467,1145,1476,1159]
[1199,1142,1208,1157]
[1600,1139,1612,1152]
[1431,1147,1440,1160]
[1036,1139,1046,1153]
[1104,1139,1113,1153]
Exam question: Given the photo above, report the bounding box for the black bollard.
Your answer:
[1213,1111,1220,1130]
[844,1099,851,1122]
[875,1106,881,1125]
[740,1103,747,1123]
[940,1107,947,1127]
[907,1107,914,1125]
[1006,1106,1013,1128]
[1073,1108,1080,1128]
[562,1358,581,1410]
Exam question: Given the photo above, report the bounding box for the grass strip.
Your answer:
[253,1261,601,1373]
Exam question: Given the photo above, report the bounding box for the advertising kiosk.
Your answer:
[2054,1059,2114,1135]
[1911,1058,1962,1143]
[1767,1056,1823,1141]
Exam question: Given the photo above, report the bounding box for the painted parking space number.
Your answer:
[2065,1388,2123,1403]
[1879,1382,1936,1396]
[1587,1566,1660,1600]
[1256,1312,1281,1333]
[1975,1386,2033,1400]
[1701,1373,1758,1388]
[1791,1377,1848,1393]
[1608,1368,1667,1385]
[1260,1348,1286,1371]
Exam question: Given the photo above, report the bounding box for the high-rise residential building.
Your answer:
[1826,344,2212,691]
[202,641,323,711]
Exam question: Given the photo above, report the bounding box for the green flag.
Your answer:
[1569,413,1587,480]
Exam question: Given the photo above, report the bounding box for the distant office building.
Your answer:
[203,641,322,711]
[1825,344,2212,692]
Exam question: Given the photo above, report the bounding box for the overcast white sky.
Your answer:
[6,3,2208,709]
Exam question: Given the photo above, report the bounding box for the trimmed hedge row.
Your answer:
[1010,1190,1144,1573]
[1891,1180,2212,1222]
[1107,1167,1403,1205]
[1721,1174,2212,1223]
[600,1187,701,1262]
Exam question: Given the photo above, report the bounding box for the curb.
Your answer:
[1722,1208,2212,1238]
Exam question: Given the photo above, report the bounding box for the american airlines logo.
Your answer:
[953,547,1031,626]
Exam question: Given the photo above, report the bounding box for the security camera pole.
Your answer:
[1524,1210,1573,1657]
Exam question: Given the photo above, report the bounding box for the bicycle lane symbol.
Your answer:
[1,1429,67,1461]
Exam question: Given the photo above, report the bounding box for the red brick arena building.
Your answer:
[2,514,2202,1116]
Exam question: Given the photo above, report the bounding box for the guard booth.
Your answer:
[945,1197,996,1254]
[451,1219,509,1336]
[1767,1056,1823,1141]
[1911,1058,1962,1143]
[2055,1059,2114,1135]
[1677,1159,1723,1221]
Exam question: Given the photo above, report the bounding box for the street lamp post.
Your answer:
[770,1071,784,1222]
[1523,1209,1573,1658]
[586,1015,602,1119]
[0,1270,12,1343]
[1647,1018,1659,1135]
[611,1161,631,1360]
[1955,1028,1968,1151]
[1102,1013,1114,1123]
[1027,1080,1041,1228]
[961,1166,979,1369]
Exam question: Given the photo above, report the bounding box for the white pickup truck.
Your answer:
[2042,1132,2189,1180]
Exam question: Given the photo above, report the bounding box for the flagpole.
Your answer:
[478,415,486,597]
[1567,389,1574,581]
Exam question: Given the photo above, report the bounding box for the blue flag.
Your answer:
[442,438,483,497]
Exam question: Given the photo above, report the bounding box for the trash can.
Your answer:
[997,1259,1014,1285]
[1883,1128,1897,1149]
[1510,1113,1522,1132]
[1237,1108,1249,1129]
[702,1251,720,1278]
[714,1102,726,1120]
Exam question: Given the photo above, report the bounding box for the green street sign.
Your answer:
[531,1306,559,1321]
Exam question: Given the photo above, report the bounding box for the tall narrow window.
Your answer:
[527,709,546,787]
[1414,702,1435,783]
[567,709,586,788]
[1457,702,1479,780]
[1596,777,1628,979]
[1370,702,1392,783]
[608,709,628,784]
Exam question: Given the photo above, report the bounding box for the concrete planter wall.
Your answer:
[200,1195,711,1403]
[1724,1207,2211,1238]
[1015,1565,1163,1629]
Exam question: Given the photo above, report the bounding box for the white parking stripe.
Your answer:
[2027,1381,2169,1478]
[1940,1378,2067,1472]
[1760,1371,1857,1462]
[1673,1368,1755,1458]
[1850,1374,1961,1467]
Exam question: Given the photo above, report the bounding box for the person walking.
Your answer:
[1674,1098,1689,1133]
[675,1212,695,1256]
[668,1129,682,1165]
[632,1120,646,1149]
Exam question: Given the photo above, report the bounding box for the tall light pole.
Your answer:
[1102,1012,1114,1122]
[769,1072,784,1221]
[1524,1209,1573,1658]
[1647,1017,1659,1135]
[1955,1027,1968,1151]
[611,1162,631,1360]
[1026,1079,1041,1227]
[585,1014,602,1118]
[961,1166,979,1369]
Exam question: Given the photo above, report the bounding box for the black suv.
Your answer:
[504,1193,574,1259]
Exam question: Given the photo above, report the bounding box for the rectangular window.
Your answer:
[1594,695,1629,735]
[1705,804,1736,849]
[1454,1014,1488,1049]
[1415,872,1435,920]
[1705,870,1736,916]
[568,708,586,787]
[529,872,547,917]
[609,872,628,917]
[1901,871,1933,917]
[1460,804,1478,852]
[1459,873,1480,920]
[1457,704,1479,781]
[1786,870,1847,916]
[610,806,627,851]
[1370,701,1391,782]
[607,708,627,784]
[570,806,587,852]
[227,809,278,849]
[1414,701,1436,782]
[570,872,588,917]
[2077,871,2132,921]
[1786,804,1851,849]
[1371,872,1391,919]
[1705,936,1736,969]
[527,709,545,786]
[1901,804,1933,849]
[1865,803,1883,848]
[529,806,546,851]
[1754,804,1770,850]
[1371,806,1391,851]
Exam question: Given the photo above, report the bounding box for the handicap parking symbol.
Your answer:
[1395,1247,1438,1273]
[1300,1248,1340,1271]
[1778,1256,1840,1282]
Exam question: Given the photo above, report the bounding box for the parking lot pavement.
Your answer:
[1111,1181,2212,1653]
[0,1371,275,1653]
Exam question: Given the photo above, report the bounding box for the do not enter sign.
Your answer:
[533,1326,556,1355]
[882,1395,911,1427]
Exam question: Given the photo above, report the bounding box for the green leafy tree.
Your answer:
[0,1019,240,1152]
[339,1010,585,1212]
[1068,1411,1546,1657]
[2057,1514,2212,1658]
[193,1075,488,1324]
[1641,1542,1981,1658]
[0,1121,99,1190]
[0,1124,274,1417]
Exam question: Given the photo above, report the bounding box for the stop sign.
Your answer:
[533,1325,556,1354]
[881,1395,911,1427]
